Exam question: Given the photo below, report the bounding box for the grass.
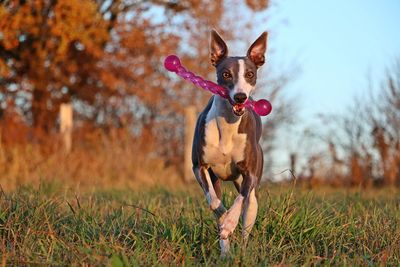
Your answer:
[1,183,399,266]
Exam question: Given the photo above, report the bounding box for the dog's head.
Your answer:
[210,30,268,116]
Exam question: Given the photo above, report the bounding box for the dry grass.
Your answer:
[0,133,182,192]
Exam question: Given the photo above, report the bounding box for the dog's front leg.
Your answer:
[219,172,257,241]
[193,166,230,255]
[193,166,226,217]
[242,187,258,244]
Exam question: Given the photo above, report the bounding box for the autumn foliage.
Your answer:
[1,0,278,186]
[0,1,234,153]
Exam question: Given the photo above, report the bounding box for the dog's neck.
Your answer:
[206,96,245,157]
[206,95,246,156]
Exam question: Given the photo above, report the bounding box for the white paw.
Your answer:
[219,209,240,239]
[219,195,244,239]
[220,220,237,239]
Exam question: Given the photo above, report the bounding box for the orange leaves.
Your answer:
[0,58,10,77]
[0,0,109,59]
[245,0,270,11]
[0,0,275,165]
[120,26,148,53]
[0,1,47,49]
[0,0,113,135]
[0,4,20,50]
[50,0,109,58]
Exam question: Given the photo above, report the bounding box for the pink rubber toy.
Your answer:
[164,55,272,116]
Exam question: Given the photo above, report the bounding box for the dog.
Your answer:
[192,30,267,255]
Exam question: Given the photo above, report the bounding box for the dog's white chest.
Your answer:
[203,111,247,179]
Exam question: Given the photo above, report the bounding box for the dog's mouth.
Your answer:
[232,104,245,116]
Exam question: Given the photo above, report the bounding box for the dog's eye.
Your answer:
[246,72,254,79]
[222,72,232,79]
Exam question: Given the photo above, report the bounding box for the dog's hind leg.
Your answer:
[241,146,262,245]
[242,188,258,244]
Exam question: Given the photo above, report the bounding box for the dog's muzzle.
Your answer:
[232,93,247,116]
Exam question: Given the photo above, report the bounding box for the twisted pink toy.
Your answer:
[164,55,272,116]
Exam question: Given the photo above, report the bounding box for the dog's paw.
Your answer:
[219,194,244,239]
[219,210,240,239]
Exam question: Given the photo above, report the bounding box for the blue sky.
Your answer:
[235,0,400,174]
[266,0,400,119]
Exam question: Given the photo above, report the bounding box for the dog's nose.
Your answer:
[233,93,247,104]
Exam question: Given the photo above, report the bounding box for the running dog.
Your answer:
[192,30,267,255]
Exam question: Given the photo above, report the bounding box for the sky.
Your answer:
[266,0,400,119]
[255,0,400,173]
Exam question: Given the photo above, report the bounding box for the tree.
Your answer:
[369,60,400,186]
[1,0,291,173]
[0,0,109,134]
[0,0,223,136]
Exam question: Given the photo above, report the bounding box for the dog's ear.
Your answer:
[210,30,228,66]
[247,32,268,68]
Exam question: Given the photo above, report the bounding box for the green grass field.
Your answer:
[1,183,399,266]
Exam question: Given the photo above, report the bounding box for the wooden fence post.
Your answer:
[184,106,196,182]
[60,103,73,153]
